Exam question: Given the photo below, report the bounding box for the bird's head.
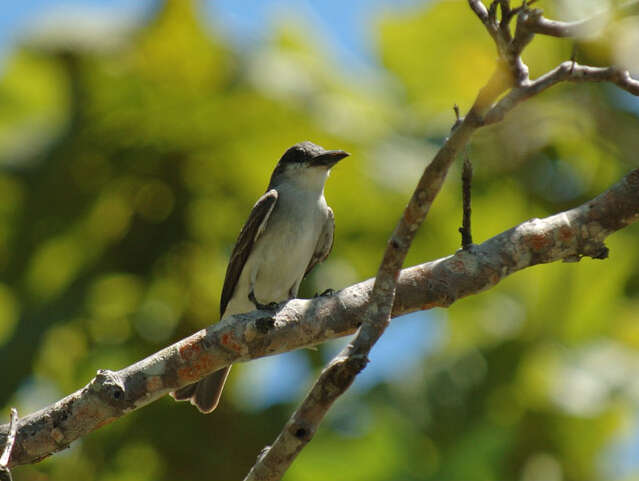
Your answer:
[269,141,349,190]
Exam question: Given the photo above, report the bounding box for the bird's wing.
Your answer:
[220,189,278,315]
[304,206,335,278]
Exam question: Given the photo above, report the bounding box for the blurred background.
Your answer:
[1,0,639,480]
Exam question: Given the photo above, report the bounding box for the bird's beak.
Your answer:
[311,150,350,168]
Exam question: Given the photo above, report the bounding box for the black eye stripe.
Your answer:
[280,147,307,164]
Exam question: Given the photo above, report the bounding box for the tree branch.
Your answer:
[466,2,639,127]
[484,62,639,124]
[520,0,639,38]
[1,167,637,469]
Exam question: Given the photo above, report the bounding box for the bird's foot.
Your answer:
[314,288,335,298]
[249,291,280,311]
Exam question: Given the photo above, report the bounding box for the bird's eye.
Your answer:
[281,147,307,164]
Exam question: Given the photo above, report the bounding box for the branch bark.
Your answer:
[1,166,637,469]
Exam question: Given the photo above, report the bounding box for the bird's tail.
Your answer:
[170,366,231,414]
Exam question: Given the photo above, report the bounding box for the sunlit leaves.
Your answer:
[378,2,494,122]
[0,52,69,163]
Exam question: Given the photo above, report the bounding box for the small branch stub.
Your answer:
[459,154,473,249]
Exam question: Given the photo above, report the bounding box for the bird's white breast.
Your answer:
[223,181,329,317]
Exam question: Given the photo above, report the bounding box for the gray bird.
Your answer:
[171,141,349,413]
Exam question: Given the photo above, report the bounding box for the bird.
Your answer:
[171,141,349,413]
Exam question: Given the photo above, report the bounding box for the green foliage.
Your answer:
[1,1,638,480]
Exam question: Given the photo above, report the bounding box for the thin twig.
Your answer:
[520,0,639,38]
[484,62,639,124]
[459,154,473,249]
[468,0,498,40]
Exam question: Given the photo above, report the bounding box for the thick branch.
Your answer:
[2,167,637,470]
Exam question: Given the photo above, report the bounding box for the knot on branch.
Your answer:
[323,354,369,395]
[517,6,543,29]
[290,422,314,442]
[627,169,639,188]
[582,242,609,260]
[91,370,127,407]
[255,316,276,334]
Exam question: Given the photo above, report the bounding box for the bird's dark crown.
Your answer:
[278,141,326,164]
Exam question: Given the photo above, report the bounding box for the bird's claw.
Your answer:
[314,288,335,298]
[249,291,280,311]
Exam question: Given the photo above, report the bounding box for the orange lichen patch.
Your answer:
[448,259,467,273]
[199,353,216,371]
[146,376,163,392]
[177,354,217,383]
[403,205,420,226]
[527,233,551,251]
[178,340,202,361]
[221,333,243,352]
[177,366,197,382]
[559,225,574,242]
